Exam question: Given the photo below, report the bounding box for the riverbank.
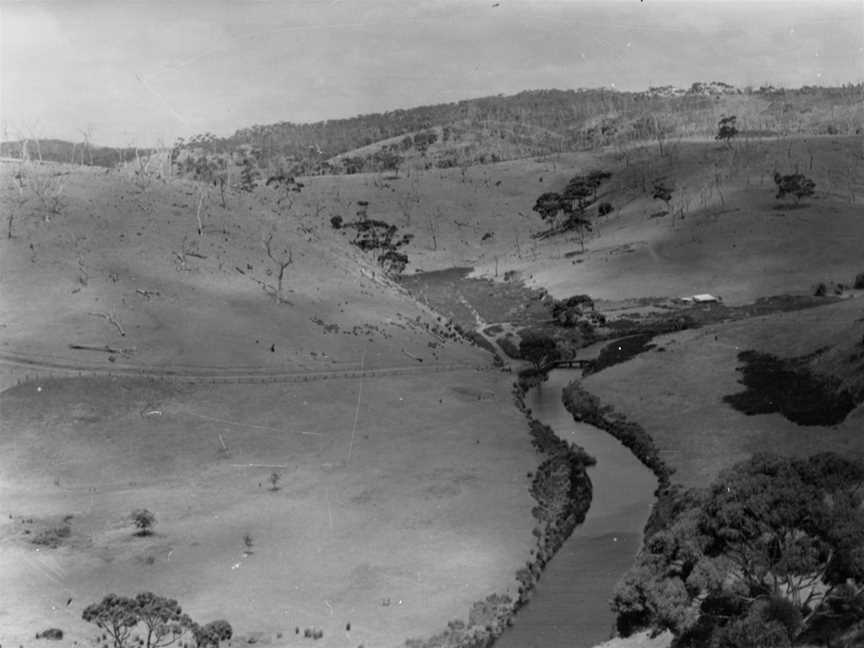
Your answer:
[561,380,672,489]
[402,369,596,648]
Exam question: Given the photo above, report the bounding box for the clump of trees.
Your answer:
[518,331,560,369]
[651,179,673,212]
[331,200,414,277]
[82,592,232,648]
[774,172,816,205]
[531,170,613,250]
[612,452,864,647]
[715,115,738,147]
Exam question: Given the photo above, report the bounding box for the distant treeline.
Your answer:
[176,84,863,175]
[4,84,862,174]
[0,139,150,168]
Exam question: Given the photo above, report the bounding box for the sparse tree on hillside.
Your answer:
[269,471,281,491]
[413,130,438,155]
[6,168,27,239]
[264,231,294,303]
[586,170,612,201]
[192,620,233,648]
[131,509,156,536]
[134,592,189,648]
[372,149,403,177]
[715,115,739,148]
[239,156,259,192]
[532,192,564,223]
[82,595,140,648]
[773,172,816,205]
[652,180,673,212]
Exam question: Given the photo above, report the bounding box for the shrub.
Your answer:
[497,335,521,360]
[131,509,156,536]
[31,526,71,548]
[36,628,64,640]
[854,273,864,289]
[774,172,816,204]
[598,202,614,216]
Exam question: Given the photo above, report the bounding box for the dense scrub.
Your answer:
[612,453,864,648]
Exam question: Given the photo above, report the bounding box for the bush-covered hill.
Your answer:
[182,84,863,175]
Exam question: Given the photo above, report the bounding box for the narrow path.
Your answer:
[0,350,482,387]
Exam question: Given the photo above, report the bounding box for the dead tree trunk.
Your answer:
[265,233,293,302]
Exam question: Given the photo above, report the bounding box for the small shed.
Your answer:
[693,294,720,303]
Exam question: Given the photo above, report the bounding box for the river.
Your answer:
[496,370,658,648]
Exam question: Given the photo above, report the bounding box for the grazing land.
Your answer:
[2,83,864,648]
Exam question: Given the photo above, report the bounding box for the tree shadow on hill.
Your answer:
[723,350,856,426]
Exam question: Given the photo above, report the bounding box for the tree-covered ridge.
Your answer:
[614,452,864,647]
[175,84,863,176]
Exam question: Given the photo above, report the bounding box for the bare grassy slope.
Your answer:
[0,160,489,376]
[0,160,544,647]
[581,298,864,486]
[505,136,864,305]
[0,370,535,647]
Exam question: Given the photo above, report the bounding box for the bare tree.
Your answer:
[264,231,293,302]
[6,168,27,239]
[78,127,94,165]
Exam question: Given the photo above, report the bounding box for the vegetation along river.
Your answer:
[497,370,658,648]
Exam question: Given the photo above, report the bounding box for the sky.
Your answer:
[1,0,862,147]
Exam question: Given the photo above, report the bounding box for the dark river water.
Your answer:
[496,370,658,648]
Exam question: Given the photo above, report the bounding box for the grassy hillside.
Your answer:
[2,107,863,648]
[0,159,487,378]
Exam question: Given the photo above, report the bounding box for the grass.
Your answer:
[0,370,538,647]
[3,131,864,648]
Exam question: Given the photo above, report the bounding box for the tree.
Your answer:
[716,115,739,148]
[518,332,559,369]
[585,169,612,201]
[773,172,816,205]
[134,592,188,648]
[372,149,403,177]
[264,230,293,303]
[192,620,233,648]
[269,471,281,491]
[562,176,594,213]
[532,192,564,223]
[131,509,156,536]
[239,156,259,192]
[613,452,864,646]
[652,180,673,212]
[243,533,254,554]
[82,594,140,648]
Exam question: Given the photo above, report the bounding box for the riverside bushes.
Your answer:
[403,372,595,648]
[562,380,671,487]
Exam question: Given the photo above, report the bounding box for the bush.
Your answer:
[31,526,71,548]
[854,273,864,290]
[497,335,521,360]
[774,172,816,204]
[36,628,64,640]
[598,202,614,216]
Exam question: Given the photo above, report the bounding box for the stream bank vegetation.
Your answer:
[402,368,596,648]
[612,453,864,648]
